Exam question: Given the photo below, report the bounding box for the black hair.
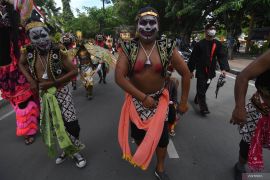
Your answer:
[255,70,270,93]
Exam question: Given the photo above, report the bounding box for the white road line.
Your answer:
[231,68,239,71]
[0,110,14,121]
[167,139,179,159]
[216,71,255,87]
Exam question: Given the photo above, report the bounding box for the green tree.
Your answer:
[214,0,270,52]
[61,0,74,22]
[101,0,111,10]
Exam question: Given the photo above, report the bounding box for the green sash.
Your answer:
[40,87,80,157]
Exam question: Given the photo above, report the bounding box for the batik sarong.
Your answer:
[55,85,85,149]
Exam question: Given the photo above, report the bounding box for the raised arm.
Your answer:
[231,50,270,125]
[171,48,191,113]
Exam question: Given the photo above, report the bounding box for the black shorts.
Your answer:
[239,139,250,161]
[130,121,169,148]
[168,104,176,125]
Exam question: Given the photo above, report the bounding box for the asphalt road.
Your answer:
[0,71,269,180]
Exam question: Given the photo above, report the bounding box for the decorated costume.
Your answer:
[22,21,86,168]
[238,70,270,172]
[118,38,176,169]
[77,46,101,99]
[24,43,84,152]
[0,0,38,144]
[95,34,109,83]
[60,32,78,90]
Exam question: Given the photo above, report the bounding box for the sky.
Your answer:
[54,0,107,14]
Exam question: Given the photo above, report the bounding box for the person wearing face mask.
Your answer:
[188,24,230,115]
[115,7,190,180]
[18,20,87,168]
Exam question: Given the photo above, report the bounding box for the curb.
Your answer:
[229,68,241,76]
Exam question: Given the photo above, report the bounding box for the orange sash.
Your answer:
[118,89,169,170]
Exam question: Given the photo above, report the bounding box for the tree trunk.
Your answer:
[245,13,255,53]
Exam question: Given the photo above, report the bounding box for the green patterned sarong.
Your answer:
[40,87,80,157]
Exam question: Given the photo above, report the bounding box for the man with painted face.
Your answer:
[115,7,190,180]
[60,32,78,90]
[95,34,109,84]
[18,21,87,168]
[188,24,230,115]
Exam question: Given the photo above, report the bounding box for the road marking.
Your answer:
[167,139,179,159]
[216,71,255,87]
[0,110,14,121]
[231,68,240,72]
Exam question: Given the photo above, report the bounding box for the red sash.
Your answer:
[205,42,216,74]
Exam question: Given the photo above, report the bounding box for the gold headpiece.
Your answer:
[139,11,158,17]
[25,22,47,31]
[136,10,159,21]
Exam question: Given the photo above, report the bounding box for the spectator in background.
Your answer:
[236,39,241,53]
[188,24,230,115]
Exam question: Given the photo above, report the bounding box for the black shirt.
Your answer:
[188,39,230,79]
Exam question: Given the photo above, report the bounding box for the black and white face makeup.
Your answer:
[29,27,51,51]
[137,15,159,42]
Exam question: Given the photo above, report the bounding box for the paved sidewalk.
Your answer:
[228,57,256,75]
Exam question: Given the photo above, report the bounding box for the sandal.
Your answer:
[24,136,35,145]
[169,130,176,137]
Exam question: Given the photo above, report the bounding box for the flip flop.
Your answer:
[24,136,35,145]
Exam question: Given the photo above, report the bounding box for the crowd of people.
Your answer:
[0,1,269,180]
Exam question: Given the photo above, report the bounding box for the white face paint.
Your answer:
[29,27,51,51]
[137,15,159,41]
[207,29,216,37]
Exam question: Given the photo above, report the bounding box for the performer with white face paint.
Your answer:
[19,21,87,168]
[115,7,191,180]
[188,24,230,115]
[60,33,78,90]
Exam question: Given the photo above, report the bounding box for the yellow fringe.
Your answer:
[122,154,147,170]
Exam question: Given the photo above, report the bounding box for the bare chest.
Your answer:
[133,48,162,74]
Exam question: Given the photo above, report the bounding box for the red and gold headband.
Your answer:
[25,21,47,31]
